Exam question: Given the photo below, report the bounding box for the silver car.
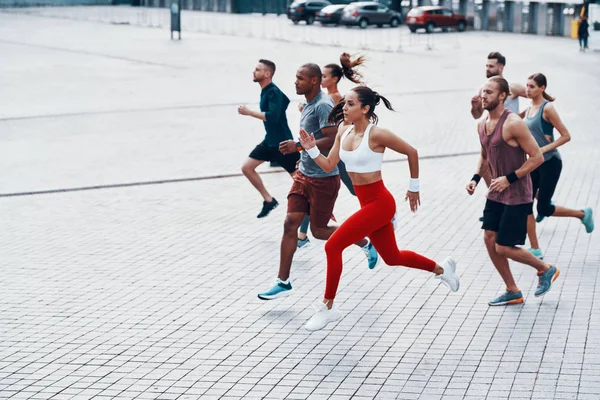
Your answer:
[340,1,402,29]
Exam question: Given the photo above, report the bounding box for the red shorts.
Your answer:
[287,171,340,228]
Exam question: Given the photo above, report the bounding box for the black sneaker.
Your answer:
[257,198,279,218]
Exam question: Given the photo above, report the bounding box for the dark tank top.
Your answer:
[479,109,532,205]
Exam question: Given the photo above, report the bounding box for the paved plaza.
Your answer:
[1,7,599,400]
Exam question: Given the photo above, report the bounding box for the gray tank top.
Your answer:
[504,94,519,114]
[524,101,561,162]
[479,109,533,206]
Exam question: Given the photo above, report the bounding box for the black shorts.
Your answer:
[249,141,299,174]
[482,199,533,247]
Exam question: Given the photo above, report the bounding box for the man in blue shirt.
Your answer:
[239,59,300,218]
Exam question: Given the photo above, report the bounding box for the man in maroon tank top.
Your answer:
[466,76,560,306]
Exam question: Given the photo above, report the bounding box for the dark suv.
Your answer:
[287,0,332,25]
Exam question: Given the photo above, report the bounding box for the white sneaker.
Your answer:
[435,257,460,292]
[305,302,341,331]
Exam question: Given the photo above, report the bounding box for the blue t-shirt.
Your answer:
[299,92,339,178]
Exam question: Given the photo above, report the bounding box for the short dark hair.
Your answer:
[299,63,322,81]
[259,59,276,75]
[487,52,506,66]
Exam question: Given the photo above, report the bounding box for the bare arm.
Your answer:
[371,126,421,211]
[488,117,543,193]
[510,82,527,99]
[238,106,266,121]
[540,103,571,153]
[510,118,544,177]
[372,127,419,178]
[466,123,486,195]
[314,125,337,153]
[298,125,344,173]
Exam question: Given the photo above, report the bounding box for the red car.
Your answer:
[406,6,467,33]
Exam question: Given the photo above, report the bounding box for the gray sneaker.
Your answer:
[489,290,524,306]
[535,265,560,297]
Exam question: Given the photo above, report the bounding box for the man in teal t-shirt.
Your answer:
[238,59,300,218]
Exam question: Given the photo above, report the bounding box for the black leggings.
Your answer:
[531,156,562,217]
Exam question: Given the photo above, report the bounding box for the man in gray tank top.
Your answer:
[465,76,560,307]
[469,52,527,220]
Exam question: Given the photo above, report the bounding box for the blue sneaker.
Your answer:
[489,290,524,306]
[528,248,544,260]
[258,279,293,300]
[535,265,560,297]
[362,240,380,270]
[297,237,311,249]
[582,208,594,233]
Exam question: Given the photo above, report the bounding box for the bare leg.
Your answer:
[484,231,519,292]
[495,245,550,273]
[527,214,540,250]
[551,206,584,219]
[279,212,306,281]
[242,158,272,202]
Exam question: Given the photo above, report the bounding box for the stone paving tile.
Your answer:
[1,6,599,400]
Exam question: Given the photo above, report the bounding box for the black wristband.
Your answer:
[506,172,519,184]
[471,174,481,184]
[295,141,303,152]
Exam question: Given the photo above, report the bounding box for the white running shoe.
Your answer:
[305,302,341,331]
[435,257,460,292]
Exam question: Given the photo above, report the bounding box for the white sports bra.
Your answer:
[338,124,384,173]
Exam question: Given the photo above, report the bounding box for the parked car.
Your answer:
[406,6,467,33]
[340,1,402,29]
[287,0,332,25]
[316,4,348,25]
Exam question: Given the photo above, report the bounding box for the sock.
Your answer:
[279,278,290,285]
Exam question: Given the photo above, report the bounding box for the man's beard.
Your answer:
[486,71,498,78]
[484,98,500,111]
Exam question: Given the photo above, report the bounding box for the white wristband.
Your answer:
[408,178,420,192]
[306,146,320,159]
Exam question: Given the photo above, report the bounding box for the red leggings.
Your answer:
[324,180,436,299]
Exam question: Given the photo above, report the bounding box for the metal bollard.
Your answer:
[170,0,181,39]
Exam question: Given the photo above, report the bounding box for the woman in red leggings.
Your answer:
[299,86,460,332]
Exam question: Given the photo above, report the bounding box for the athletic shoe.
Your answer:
[435,257,460,292]
[528,248,544,260]
[535,265,560,297]
[305,302,341,331]
[297,237,311,249]
[257,198,278,218]
[489,290,524,306]
[362,240,380,270]
[582,207,594,233]
[257,279,293,300]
